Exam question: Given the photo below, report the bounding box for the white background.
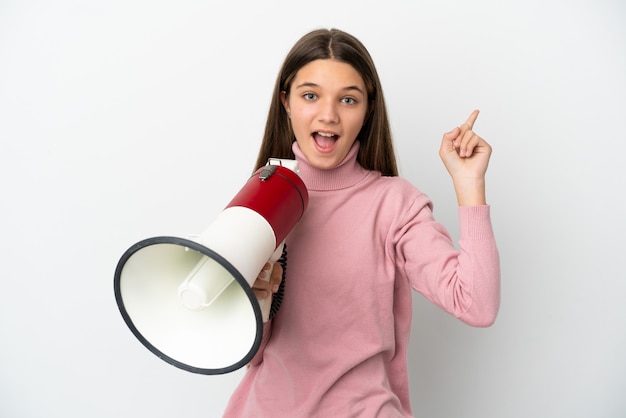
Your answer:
[1,1,624,417]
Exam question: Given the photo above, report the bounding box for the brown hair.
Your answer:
[254,28,398,176]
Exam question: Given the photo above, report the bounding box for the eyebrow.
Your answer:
[294,82,365,96]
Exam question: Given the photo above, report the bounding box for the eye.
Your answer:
[303,92,317,101]
[341,97,357,105]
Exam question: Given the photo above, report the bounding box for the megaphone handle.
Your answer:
[259,242,285,322]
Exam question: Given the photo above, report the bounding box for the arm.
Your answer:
[398,199,500,327]
[400,111,499,325]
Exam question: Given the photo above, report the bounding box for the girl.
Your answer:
[224,28,500,418]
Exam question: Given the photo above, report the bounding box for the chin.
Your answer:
[313,157,343,170]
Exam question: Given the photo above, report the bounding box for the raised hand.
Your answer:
[439,110,492,206]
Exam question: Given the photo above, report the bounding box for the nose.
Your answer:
[317,98,339,124]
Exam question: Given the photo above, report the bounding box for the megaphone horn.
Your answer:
[114,159,308,375]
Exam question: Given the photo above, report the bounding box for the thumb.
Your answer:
[443,126,460,140]
[441,127,460,148]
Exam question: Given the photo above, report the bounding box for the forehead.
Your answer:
[292,59,366,92]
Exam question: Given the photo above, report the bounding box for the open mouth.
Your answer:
[313,131,338,150]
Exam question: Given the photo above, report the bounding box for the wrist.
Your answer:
[453,177,486,206]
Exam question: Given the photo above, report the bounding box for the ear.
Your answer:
[280,90,290,115]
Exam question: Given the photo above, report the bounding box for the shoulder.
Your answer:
[359,173,433,220]
[369,173,429,202]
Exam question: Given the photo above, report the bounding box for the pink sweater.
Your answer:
[223,142,500,417]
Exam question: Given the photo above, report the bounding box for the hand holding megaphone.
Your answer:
[254,243,285,322]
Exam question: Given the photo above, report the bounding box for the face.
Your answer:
[281,59,369,170]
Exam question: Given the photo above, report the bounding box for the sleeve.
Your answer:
[248,322,272,367]
[395,198,500,327]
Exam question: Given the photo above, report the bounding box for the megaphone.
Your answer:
[114,159,308,375]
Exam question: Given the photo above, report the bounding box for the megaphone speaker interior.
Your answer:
[114,160,308,375]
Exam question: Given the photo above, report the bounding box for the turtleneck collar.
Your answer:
[292,141,370,191]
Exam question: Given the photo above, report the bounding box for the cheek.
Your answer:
[292,105,316,121]
[346,113,367,133]
[290,109,315,131]
[289,113,311,142]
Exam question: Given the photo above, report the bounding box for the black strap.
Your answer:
[269,243,288,320]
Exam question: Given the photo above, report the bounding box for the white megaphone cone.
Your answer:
[114,159,308,375]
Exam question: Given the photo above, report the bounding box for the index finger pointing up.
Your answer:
[462,109,480,130]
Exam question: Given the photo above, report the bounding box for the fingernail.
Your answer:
[272,284,279,293]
